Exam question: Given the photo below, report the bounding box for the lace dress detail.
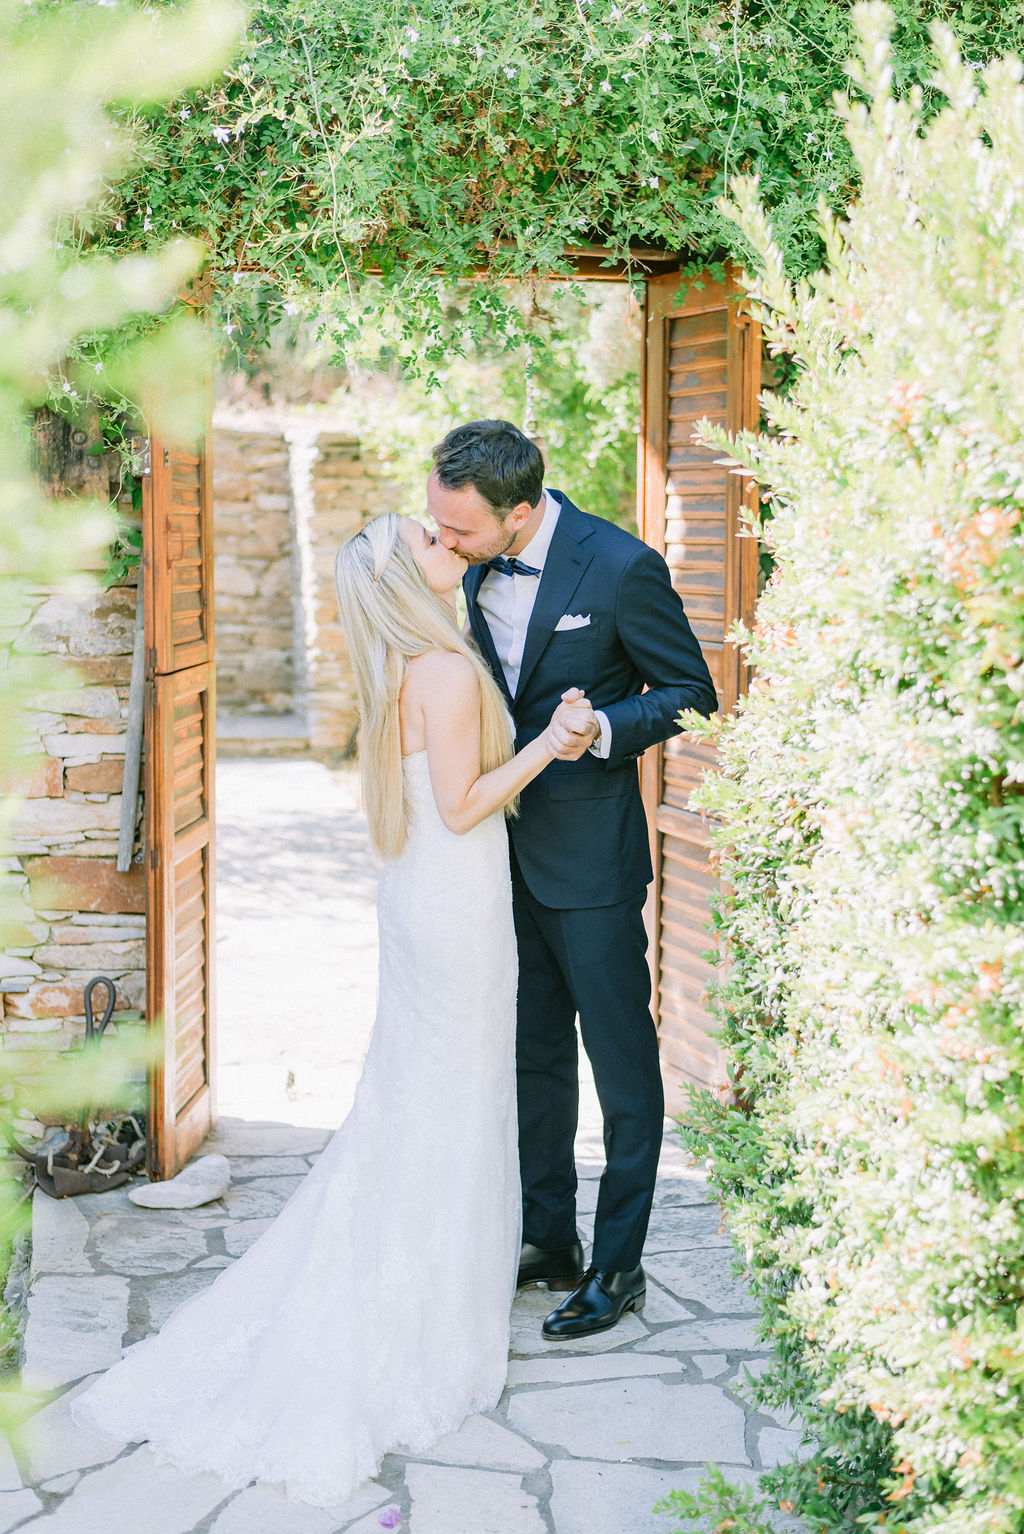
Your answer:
[70,750,521,1508]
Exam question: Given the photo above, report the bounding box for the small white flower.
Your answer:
[450,34,460,45]
[232,270,244,284]
[648,129,660,146]
[648,175,659,189]
[504,65,517,78]
[179,107,192,122]
[211,125,231,145]
[93,362,104,373]
[406,26,419,40]
[283,300,299,316]
[224,322,236,336]
[474,42,484,57]
[638,29,652,45]
[216,162,225,173]
[399,45,409,58]
[659,29,670,40]
[600,79,611,92]
[61,380,73,394]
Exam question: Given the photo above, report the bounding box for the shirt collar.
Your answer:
[514,488,560,571]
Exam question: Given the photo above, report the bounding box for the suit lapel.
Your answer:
[514,493,594,702]
[463,563,514,708]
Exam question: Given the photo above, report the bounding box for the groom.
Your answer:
[427,420,717,1338]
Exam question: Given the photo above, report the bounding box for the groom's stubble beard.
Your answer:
[460,519,520,566]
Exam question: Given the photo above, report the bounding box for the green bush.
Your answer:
[665,7,1024,1532]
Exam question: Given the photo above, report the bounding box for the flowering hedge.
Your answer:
[662,7,1024,1531]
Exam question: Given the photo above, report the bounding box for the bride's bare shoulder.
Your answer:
[405,650,478,693]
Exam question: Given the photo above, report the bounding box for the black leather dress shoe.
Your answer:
[516,1238,585,1292]
[542,1264,646,1338]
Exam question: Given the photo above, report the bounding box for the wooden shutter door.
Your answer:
[143,432,217,1178]
[639,267,760,1105]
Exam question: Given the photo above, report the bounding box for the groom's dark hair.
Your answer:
[432,419,544,517]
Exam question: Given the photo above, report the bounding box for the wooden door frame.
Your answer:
[637,264,761,1047]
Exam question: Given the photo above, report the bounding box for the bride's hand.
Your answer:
[544,687,599,761]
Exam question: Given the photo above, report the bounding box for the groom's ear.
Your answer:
[504,500,533,534]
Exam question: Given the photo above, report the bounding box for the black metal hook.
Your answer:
[83,976,116,1043]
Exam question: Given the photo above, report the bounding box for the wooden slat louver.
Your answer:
[144,419,217,1179]
[639,269,761,1105]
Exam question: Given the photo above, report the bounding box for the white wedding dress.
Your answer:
[70,749,522,1508]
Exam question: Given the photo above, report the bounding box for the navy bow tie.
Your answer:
[486,555,542,578]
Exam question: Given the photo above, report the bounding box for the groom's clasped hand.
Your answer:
[545,686,598,760]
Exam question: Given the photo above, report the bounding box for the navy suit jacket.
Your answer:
[464,490,718,908]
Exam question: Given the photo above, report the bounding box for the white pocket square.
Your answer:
[554,613,591,631]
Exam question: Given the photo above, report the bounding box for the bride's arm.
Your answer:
[413,652,577,835]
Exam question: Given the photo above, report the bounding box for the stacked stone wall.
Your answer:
[211,429,297,714]
[3,576,146,1091]
[292,432,399,759]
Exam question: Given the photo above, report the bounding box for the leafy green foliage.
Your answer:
[666,7,1024,1532]
[346,283,640,527]
[35,0,1024,369]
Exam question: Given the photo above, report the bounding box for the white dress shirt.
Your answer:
[476,489,611,757]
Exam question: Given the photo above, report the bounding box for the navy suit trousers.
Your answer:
[510,847,665,1273]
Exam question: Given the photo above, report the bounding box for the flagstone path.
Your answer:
[4,759,805,1534]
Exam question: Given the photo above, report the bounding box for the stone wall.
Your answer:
[290,431,399,760]
[3,576,146,1086]
[211,429,298,715]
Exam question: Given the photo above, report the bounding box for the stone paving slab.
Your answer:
[9,760,807,1532]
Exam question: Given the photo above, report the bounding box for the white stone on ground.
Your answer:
[643,1204,732,1250]
[141,1270,223,1330]
[127,1154,231,1209]
[633,1318,768,1354]
[412,1413,543,1472]
[759,1426,810,1467]
[201,1121,330,1158]
[208,1475,392,1533]
[21,1375,127,1481]
[0,1435,21,1492]
[691,1352,728,1380]
[508,1377,749,1465]
[88,1214,208,1277]
[638,1279,698,1324]
[17,1446,233,1532]
[22,1276,129,1389]
[506,1353,684,1387]
[548,1459,753,1534]
[405,1464,545,1534]
[222,1217,276,1256]
[644,1248,758,1313]
[29,1192,92,1278]
[0,1488,42,1531]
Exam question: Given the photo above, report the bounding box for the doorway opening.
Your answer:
[143,264,761,1178]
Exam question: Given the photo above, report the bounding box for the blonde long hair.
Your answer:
[335,512,516,858]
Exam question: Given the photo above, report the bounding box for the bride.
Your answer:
[69,510,594,1509]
